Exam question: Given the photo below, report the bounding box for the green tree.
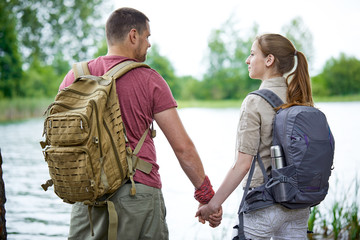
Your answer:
[9,0,106,64]
[312,53,360,96]
[0,2,23,98]
[201,16,315,100]
[145,44,180,99]
[93,40,191,100]
[93,39,108,58]
[20,59,63,98]
[281,16,314,69]
[202,18,259,100]
[1,0,108,98]
[177,75,201,100]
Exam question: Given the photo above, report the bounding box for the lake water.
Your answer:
[1,102,359,240]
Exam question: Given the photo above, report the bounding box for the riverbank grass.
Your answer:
[1,94,360,122]
[307,177,360,239]
[0,98,52,122]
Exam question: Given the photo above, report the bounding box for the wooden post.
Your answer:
[0,149,6,240]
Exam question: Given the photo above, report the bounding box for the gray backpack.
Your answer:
[234,89,335,240]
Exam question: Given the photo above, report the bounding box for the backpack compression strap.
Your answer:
[250,89,284,108]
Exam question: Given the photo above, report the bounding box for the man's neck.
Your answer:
[107,45,134,58]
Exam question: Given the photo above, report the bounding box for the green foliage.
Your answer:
[8,0,106,64]
[307,177,360,239]
[0,1,23,98]
[0,97,53,122]
[1,2,359,103]
[201,19,259,100]
[281,16,314,68]
[308,206,319,233]
[313,53,360,96]
[20,59,65,98]
[145,44,181,98]
[0,0,107,100]
[176,75,201,100]
[93,39,108,58]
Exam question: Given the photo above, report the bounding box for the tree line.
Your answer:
[1,1,359,101]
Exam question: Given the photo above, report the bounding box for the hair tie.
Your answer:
[294,50,298,56]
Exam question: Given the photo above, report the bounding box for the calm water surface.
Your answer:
[1,102,359,240]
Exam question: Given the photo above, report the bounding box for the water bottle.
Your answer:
[270,145,287,202]
[270,145,286,169]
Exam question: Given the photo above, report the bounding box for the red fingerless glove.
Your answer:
[194,175,215,204]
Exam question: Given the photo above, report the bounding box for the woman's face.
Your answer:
[245,40,267,80]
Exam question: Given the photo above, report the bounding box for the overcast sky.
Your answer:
[110,0,360,78]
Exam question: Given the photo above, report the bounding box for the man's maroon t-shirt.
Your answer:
[60,55,177,189]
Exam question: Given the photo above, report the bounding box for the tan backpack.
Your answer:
[40,60,154,239]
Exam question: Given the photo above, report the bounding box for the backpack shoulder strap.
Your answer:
[234,153,271,240]
[72,61,91,79]
[250,89,284,108]
[103,60,152,196]
[103,60,150,80]
[234,154,258,240]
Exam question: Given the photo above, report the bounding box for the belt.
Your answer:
[125,179,140,184]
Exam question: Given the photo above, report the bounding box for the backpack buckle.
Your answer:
[279,176,288,183]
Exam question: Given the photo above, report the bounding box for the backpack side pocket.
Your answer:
[242,184,275,213]
[267,164,297,203]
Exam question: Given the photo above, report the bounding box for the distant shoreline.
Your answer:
[1,95,360,122]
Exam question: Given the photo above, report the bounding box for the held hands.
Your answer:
[195,203,223,228]
[194,176,221,227]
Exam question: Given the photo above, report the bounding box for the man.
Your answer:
[60,7,221,239]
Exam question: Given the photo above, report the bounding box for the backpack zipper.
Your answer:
[44,87,108,115]
[293,125,309,146]
[281,108,292,164]
[90,100,103,157]
[44,103,90,137]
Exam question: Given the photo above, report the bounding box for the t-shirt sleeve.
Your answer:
[236,95,261,155]
[59,70,75,91]
[148,69,177,114]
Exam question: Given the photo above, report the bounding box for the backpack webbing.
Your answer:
[250,89,284,108]
[41,60,153,240]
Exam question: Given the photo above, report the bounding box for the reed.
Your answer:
[0,98,52,122]
[308,176,360,240]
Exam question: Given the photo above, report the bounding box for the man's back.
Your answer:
[60,55,177,189]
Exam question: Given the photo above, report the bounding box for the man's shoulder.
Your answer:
[88,56,158,77]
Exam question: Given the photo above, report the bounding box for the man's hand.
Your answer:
[196,204,222,228]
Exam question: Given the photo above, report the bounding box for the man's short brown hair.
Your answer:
[106,7,149,46]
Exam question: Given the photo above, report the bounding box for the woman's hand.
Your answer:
[195,203,222,227]
[208,206,222,228]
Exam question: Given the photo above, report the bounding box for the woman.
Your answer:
[196,33,313,239]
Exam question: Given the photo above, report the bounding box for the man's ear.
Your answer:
[265,54,275,67]
[129,28,137,44]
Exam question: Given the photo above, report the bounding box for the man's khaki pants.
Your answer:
[68,183,169,240]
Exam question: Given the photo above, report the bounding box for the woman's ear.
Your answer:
[265,54,275,67]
